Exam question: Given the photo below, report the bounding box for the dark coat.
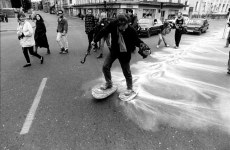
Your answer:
[94,20,143,62]
[85,14,95,34]
[35,21,49,48]
[57,18,68,33]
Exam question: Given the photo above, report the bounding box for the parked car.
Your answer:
[185,19,209,35]
[137,18,162,37]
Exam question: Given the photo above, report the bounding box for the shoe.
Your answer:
[59,47,65,54]
[40,56,44,64]
[124,89,134,96]
[156,45,159,48]
[227,70,230,75]
[47,50,51,54]
[97,53,103,59]
[224,46,229,48]
[100,83,112,90]
[65,49,68,53]
[165,44,170,47]
[62,49,68,54]
[174,46,178,49]
[93,48,98,52]
[23,63,31,67]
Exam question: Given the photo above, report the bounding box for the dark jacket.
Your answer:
[57,17,68,33]
[94,18,109,37]
[35,21,49,48]
[94,20,143,62]
[85,14,95,33]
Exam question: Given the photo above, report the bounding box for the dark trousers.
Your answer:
[228,51,230,71]
[103,53,133,89]
[22,46,41,63]
[175,29,182,47]
[87,31,94,52]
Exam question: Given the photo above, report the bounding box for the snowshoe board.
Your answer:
[92,84,117,99]
[119,90,138,102]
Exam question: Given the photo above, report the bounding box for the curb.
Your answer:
[0,29,16,32]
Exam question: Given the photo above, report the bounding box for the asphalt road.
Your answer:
[1,11,230,150]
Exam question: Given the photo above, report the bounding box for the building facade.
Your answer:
[0,0,12,9]
[69,0,187,20]
[185,0,230,18]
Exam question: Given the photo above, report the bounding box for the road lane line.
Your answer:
[213,48,228,55]
[20,78,47,135]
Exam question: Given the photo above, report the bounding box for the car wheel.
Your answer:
[147,30,151,38]
[198,31,201,35]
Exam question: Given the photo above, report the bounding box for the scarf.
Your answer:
[117,27,127,52]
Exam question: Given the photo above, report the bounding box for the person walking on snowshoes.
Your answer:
[91,13,151,96]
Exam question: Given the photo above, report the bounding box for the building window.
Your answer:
[70,0,72,4]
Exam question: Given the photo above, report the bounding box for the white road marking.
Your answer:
[213,48,228,55]
[20,78,47,135]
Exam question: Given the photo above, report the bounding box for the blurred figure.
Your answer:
[127,9,138,30]
[56,10,69,54]
[156,21,171,48]
[225,18,230,48]
[174,12,185,49]
[4,12,8,22]
[17,13,44,67]
[96,12,111,58]
[34,14,50,54]
[85,9,96,54]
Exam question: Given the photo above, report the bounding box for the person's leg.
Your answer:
[28,46,44,64]
[162,35,169,46]
[56,32,64,52]
[87,31,94,54]
[47,46,51,54]
[175,29,180,47]
[118,59,133,91]
[101,53,117,89]
[228,51,230,74]
[22,47,31,66]
[225,31,230,47]
[157,34,162,48]
[63,34,69,51]
[177,30,182,47]
[105,34,111,49]
[98,37,105,58]
[34,45,38,53]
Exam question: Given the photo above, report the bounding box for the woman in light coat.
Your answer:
[17,13,44,67]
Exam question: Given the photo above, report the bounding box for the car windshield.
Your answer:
[188,20,203,25]
[138,19,152,24]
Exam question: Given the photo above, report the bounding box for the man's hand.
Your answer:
[62,31,66,36]
[91,41,96,46]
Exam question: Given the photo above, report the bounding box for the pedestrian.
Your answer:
[156,21,171,48]
[127,9,138,30]
[96,13,111,58]
[228,51,230,75]
[56,10,69,54]
[174,12,185,49]
[91,13,151,95]
[85,9,96,54]
[17,13,44,67]
[34,14,50,54]
[4,12,8,22]
[224,18,230,48]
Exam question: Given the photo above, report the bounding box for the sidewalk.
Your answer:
[0,18,18,32]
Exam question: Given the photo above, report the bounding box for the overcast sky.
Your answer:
[31,0,41,2]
